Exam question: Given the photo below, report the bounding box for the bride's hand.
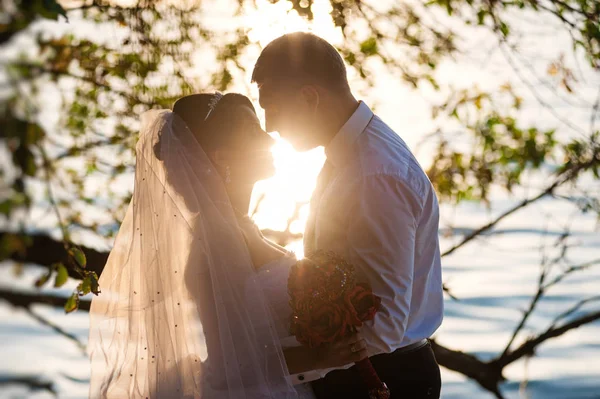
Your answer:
[237,215,264,246]
[237,216,287,268]
[316,333,368,369]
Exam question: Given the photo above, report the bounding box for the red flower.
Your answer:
[344,283,381,326]
[291,302,350,348]
[290,296,312,318]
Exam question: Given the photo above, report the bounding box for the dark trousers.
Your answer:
[311,341,441,399]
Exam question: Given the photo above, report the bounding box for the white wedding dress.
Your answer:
[88,110,303,399]
[255,255,318,399]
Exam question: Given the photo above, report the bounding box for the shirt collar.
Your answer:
[325,101,373,167]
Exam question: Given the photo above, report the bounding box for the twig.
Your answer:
[542,258,600,290]
[0,287,90,310]
[11,62,154,107]
[55,139,113,160]
[39,145,70,244]
[550,0,596,19]
[500,233,569,359]
[591,86,600,133]
[0,375,56,397]
[494,310,600,368]
[22,307,87,355]
[442,155,600,258]
[497,42,588,137]
[548,295,600,330]
[0,287,89,353]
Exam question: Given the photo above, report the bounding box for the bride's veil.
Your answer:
[88,110,297,398]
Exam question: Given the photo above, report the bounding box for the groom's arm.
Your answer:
[346,174,423,353]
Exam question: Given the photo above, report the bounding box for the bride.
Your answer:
[88,92,367,399]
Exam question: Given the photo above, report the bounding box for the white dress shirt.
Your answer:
[294,101,444,383]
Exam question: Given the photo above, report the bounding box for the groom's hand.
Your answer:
[316,333,368,369]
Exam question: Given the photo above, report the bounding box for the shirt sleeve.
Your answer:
[346,174,423,351]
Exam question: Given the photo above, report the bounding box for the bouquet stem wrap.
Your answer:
[354,358,390,399]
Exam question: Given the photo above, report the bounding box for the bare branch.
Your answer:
[548,295,600,330]
[22,307,87,354]
[494,310,600,368]
[10,62,154,107]
[497,36,589,137]
[500,233,570,359]
[543,258,600,290]
[592,86,600,133]
[0,287,91,311]
[429,340,506,399]
[0,232,108,279]
[442,155,600,258]
[0,375,56,397]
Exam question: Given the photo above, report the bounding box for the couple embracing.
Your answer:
[88,32,443,399]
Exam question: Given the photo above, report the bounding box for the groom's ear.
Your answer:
[299,85,320,112]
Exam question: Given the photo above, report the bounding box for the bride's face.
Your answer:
[216,105,276,184]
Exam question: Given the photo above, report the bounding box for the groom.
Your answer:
[252,32,444,398]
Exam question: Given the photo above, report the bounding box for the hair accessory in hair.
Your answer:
[204,92,224,121]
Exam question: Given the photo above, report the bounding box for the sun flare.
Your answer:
[241,0,342,256]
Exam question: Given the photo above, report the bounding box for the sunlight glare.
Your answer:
[243,1,343,251]
[244,0,342,48]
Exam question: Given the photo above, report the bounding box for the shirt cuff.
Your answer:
[279,335,299,348]
[280,335,325,385]
[287,369,323,385]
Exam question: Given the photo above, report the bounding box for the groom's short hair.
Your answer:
[252,32,349,91]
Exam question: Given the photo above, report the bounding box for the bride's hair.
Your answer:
[172,92,257,152]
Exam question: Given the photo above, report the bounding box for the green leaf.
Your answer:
[499,22,510,37]
[0,200,11,217]
[69,247,87,268]
[80,277,91,295]
[64,292,79,313]
[344,52,356,66]
[35,262,58,288]
[360,37,378,57]
[477,10,487,25]
[54,263,69,288]
[89,272,100,295]
[42,0,68,21]
[35,271,52,288]
[26,123,46,145]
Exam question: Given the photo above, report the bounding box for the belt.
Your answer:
[388,339,429,356]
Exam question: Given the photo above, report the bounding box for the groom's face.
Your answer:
[258,81,321,151]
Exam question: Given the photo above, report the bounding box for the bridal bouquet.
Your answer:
[288,251,390,399]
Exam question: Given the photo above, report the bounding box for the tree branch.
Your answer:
[0,287,91,311]
[548,295,600,330]
[493,310,600,369]
[0,232,107,279]
[542,258,600,290]
[442,155,600,258]
[500,233,570,359]
[0,375,56,397]
[10,62,154,107]
[429,340,506,398]
[22,306,87,354]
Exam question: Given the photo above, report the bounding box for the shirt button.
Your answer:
[298,375,305,381]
